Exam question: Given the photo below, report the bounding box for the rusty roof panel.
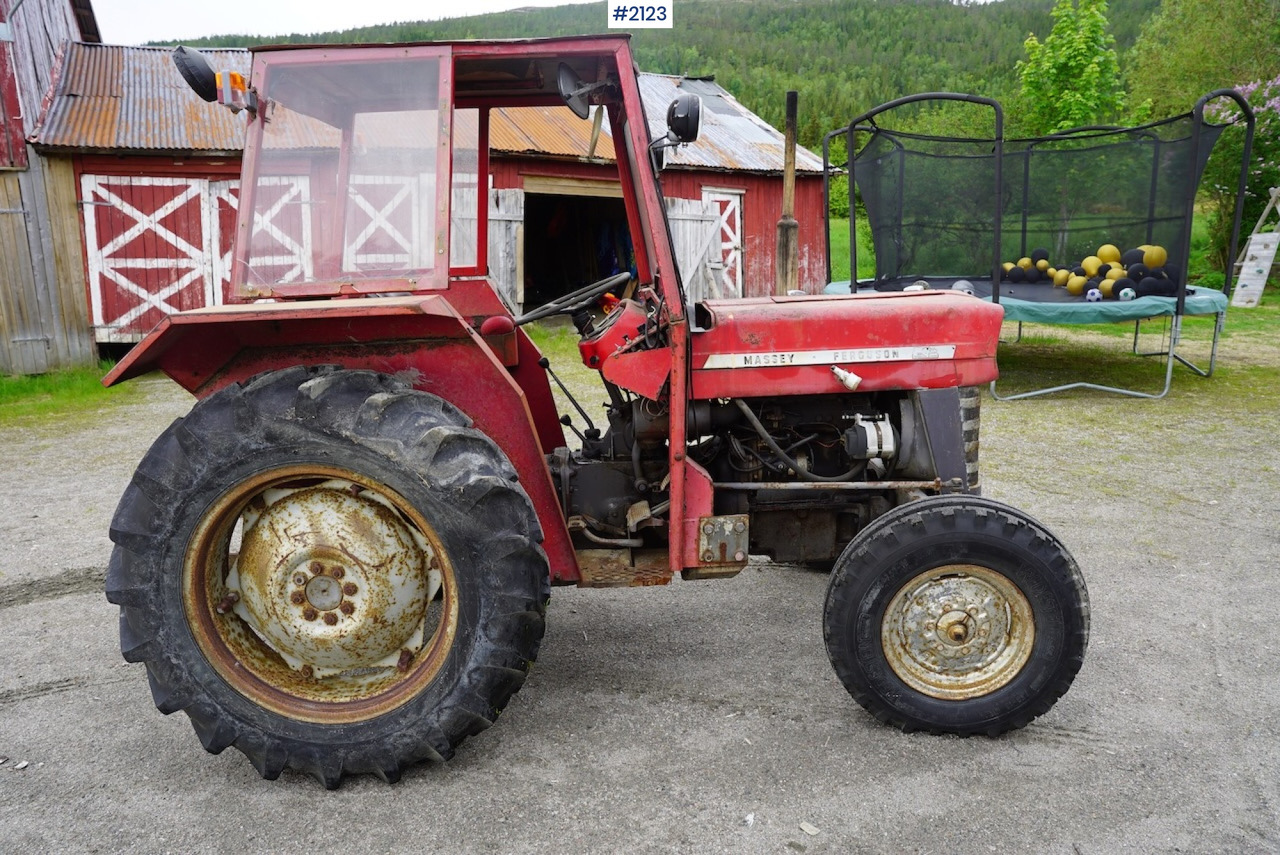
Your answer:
[491,105,617,161]
[34,43,250,152]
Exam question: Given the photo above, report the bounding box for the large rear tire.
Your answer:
[823,494,1088,736]
[107,366,549,787]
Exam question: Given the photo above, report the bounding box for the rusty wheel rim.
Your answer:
[881,564,1034,700]
[183,465,458,724]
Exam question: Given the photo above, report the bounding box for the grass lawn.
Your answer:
[0,361,135,423]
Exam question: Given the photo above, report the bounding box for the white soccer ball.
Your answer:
[1086,288,1103,302]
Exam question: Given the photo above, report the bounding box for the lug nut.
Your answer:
[342,583,358,596]
[330,566,345,579]
[339,601,355,615]
[215,592,240,614]
[323,612,338,626]
[309,561,324,575]
[290,591,306,605]
[303,607,318,621]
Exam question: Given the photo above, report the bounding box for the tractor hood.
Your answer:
[689,291,1004,399]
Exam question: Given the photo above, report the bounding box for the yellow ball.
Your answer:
[1105,267,1124,281]
[1143,245,1168,268]
[1066,275,1087,296]
[1017,257,1033,269]
[1053,268,1071,287]
[1100,279,1115,298]
[1097,244,1121,264]
[1002,261,1015,273]
[1036,259,1050,272]
[1081,256,1102,277]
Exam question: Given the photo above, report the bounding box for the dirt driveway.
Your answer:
[1,346,1278,853]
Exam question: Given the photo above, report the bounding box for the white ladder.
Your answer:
[1233,186,1279,307]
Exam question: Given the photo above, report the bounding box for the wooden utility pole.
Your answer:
[775,90,799,296]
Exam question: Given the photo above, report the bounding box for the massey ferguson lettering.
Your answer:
[702,345,958,370]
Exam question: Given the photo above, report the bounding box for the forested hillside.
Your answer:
[172,0,1164,146]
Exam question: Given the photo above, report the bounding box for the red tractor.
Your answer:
[105,35,1088,787]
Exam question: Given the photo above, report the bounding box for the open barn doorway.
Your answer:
[521,192,634,310]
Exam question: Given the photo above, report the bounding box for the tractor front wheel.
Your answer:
[823,495,1088,735]
[107,366,548,787]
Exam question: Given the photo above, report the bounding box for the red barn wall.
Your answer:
[491,157,827,297]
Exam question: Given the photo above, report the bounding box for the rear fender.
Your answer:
[105,295,580,583]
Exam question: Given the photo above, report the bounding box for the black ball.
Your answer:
[1030,248,1050,263]
[1025,266,1042,283]
[1148,266,1166,279]
[1163,263,1182,285]
[1136,276,1177,297]
[1072,266,1087,277]
[1097,263,1113,277]
[1128,263,1150,280]
[1113,277,1135,298]
[1122,248,1146,266]
[1008,265,1027,283]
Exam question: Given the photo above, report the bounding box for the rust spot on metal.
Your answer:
[215,592,240,614]
[342,583,358,596]
[301,665,314,679]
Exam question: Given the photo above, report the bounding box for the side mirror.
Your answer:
[173,46,218,103]
[666,94,702,144]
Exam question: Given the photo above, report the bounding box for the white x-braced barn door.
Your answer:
[82,175,215,343]
[701,188,744,298]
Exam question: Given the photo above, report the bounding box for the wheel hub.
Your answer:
[228,480,440,678]
[882,564,1034,700]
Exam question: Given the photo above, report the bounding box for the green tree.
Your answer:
[1201,78,1280,275]
[1125,0,1280,119]
[1016,0,1125,135]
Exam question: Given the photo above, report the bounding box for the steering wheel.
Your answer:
[512,272,632,327]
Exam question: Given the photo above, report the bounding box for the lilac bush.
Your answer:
[1203,76,1280,276]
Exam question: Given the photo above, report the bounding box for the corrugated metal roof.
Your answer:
[491,105,617,161]
[33,43,250,152]
[32,44,822,173]
[640,75,824,174]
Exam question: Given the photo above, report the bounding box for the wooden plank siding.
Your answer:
[0,0,94,374]
[0,152,93,374]
[0,0,80,121]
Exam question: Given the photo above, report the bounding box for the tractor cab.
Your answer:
[170,37,694,317]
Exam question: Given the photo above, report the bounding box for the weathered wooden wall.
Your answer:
[1,0,78,118]
[0,0,95,374]
[0,150,93,374]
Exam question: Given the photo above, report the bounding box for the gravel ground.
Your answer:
[1,345,1278,853]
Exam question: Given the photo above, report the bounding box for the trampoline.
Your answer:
[823,91,1256,399]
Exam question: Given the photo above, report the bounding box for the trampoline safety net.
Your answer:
[841,98,1242,294]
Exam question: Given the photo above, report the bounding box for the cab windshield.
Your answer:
[237,50,451,296]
